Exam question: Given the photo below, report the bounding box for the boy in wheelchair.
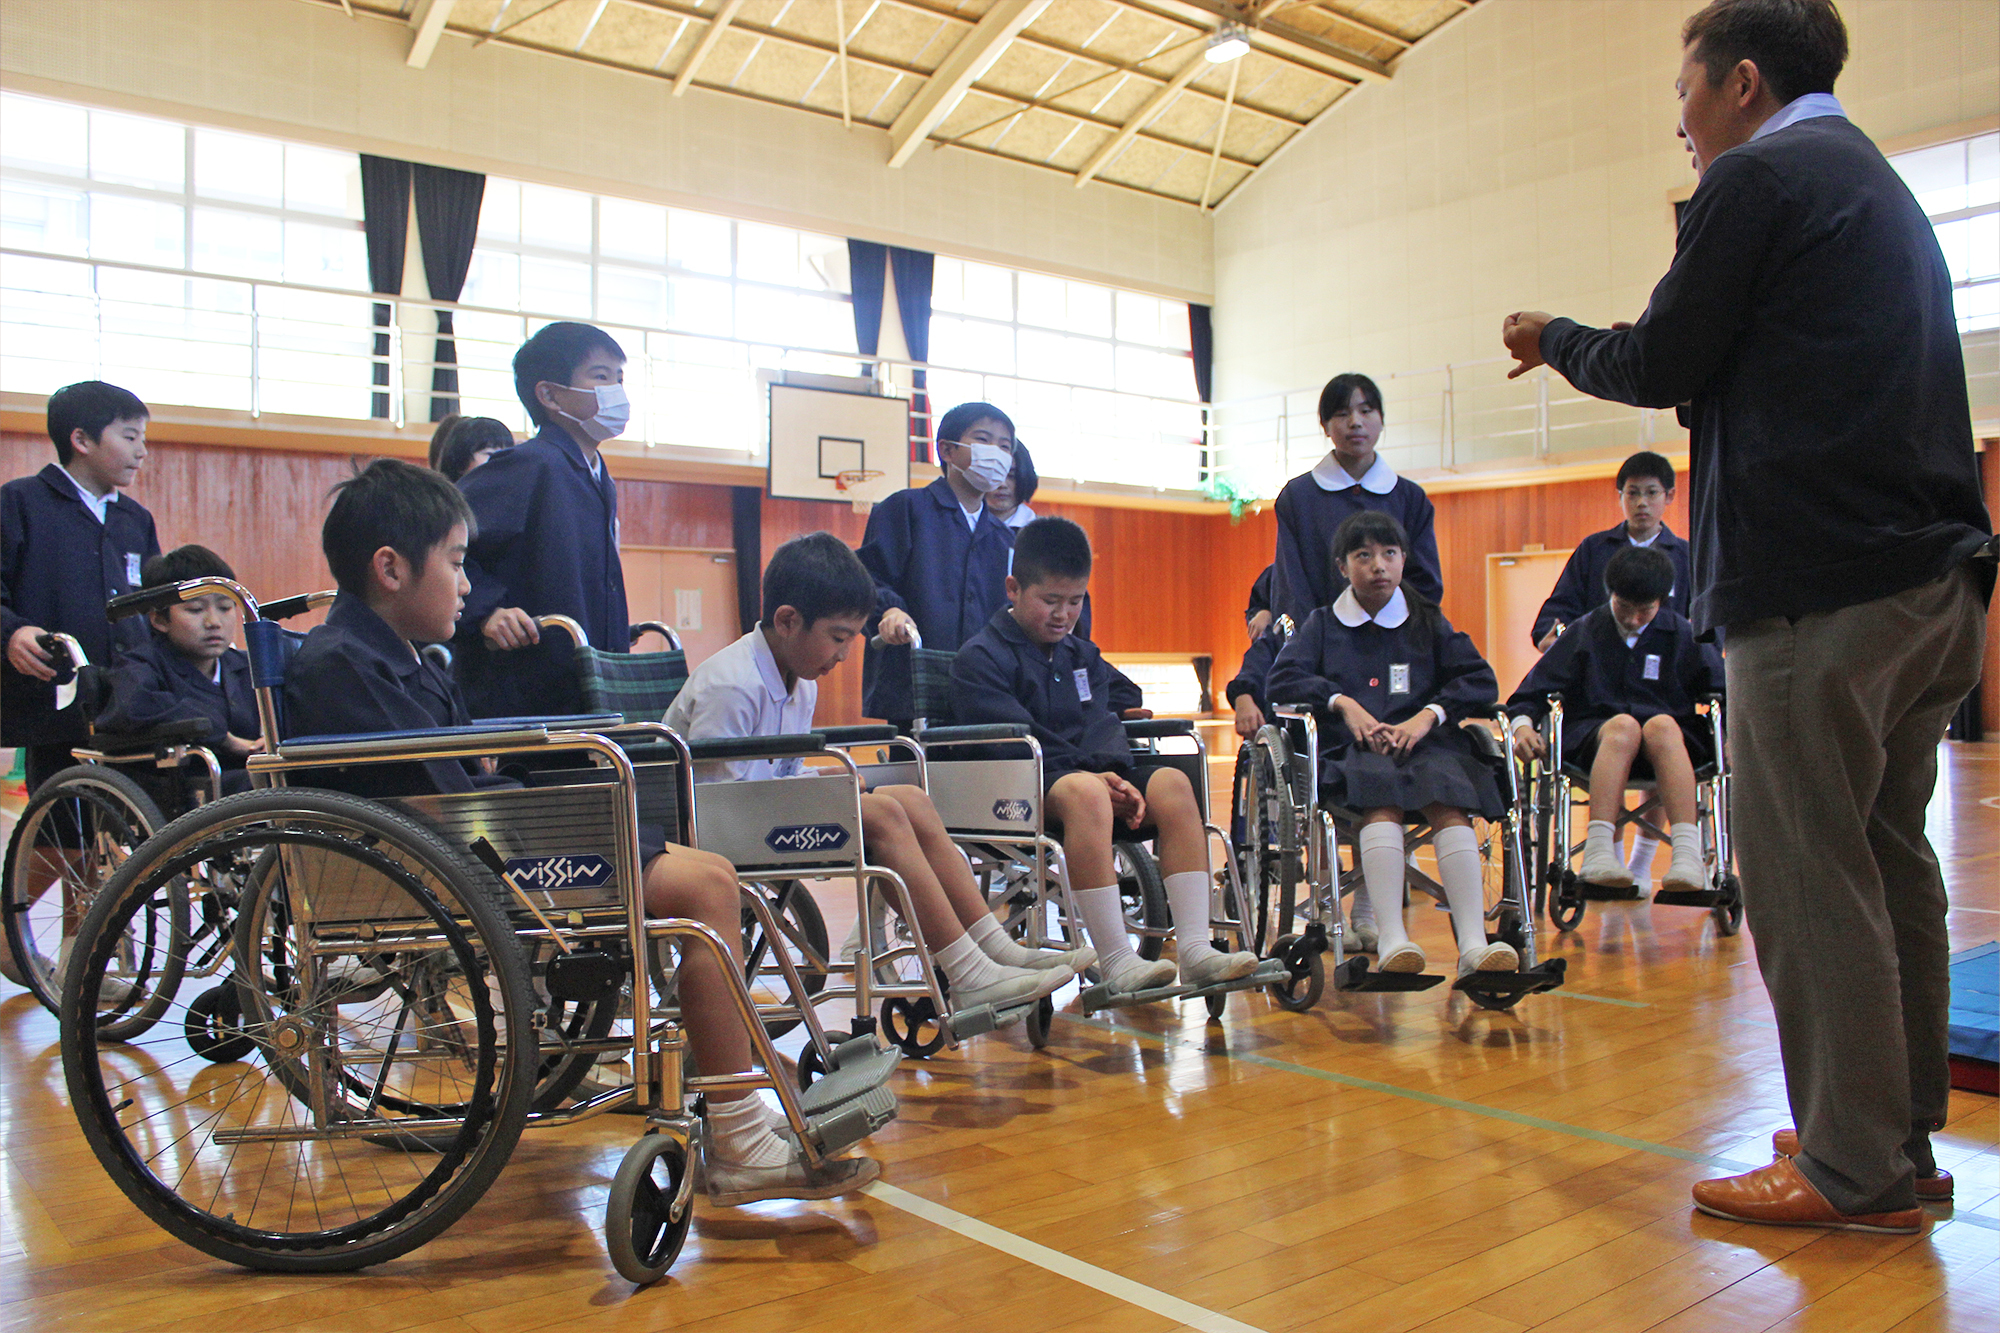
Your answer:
[1507,545,1723,897]
[953,517,1259,997]
[97,545,263,796]
[1267,511,1517,978]
[664,531,1087,1012]
[287,460,877,1205]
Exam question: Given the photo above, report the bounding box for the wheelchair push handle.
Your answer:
[257,589,337,623]
[534,613,589,647]
[685,732,828,762]
[629,621,683,652]
[106,576,261,623]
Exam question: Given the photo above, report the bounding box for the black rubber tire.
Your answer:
[63,788,535,1272]
[604,1129,694,1285]
[183,982,256,1063]
[1113,841,1169,964]
[1024,995,1052,1050]
[1714,873,1744,937]
[1268,933,1324,1013]
[1467,989,1526,1013]
[1548,870,1587,932]
[880,995,947,1058]
[1204,989,1227,1021]
[741,881,829,1039]
[796,1042,828,1090]
[3,764,176,1032]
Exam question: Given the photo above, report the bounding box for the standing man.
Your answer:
[1502,0,1991,1235]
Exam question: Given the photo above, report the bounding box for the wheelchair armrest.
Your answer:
[916,723,1029,742]
[820,724,903,745]
[684,733,828,762]
[91,717,215,753]
[282,721,569,749]
[1121,718,1195,739]
[106,585,186,622]
[476,713,627,731]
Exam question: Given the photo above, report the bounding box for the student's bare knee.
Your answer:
[860,790,912,837]
[1600,714,1640,746]
[1425,804,1469,829]
[1050,774,1112,827]
[1641,714,1684,748]
[1360,807,1403,827]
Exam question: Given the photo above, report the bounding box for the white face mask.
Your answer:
[952,440,1012,494]
[554,383,630,442]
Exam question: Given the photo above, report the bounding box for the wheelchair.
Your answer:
[1520,695,1741,936]
[1,590,332,1039]
[57,577,899,1284]
[899,644,1288,1040]
[1234,705,1565,1013]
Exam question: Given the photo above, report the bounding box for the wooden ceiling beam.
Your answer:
[673,0,747,96]
[405,0,456,67]
[1127,0,1392,82]
[887,0,1052,168]
[1075,50,1208,187]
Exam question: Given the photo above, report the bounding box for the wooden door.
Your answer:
[621,546,740,668]
[1484,549,1572,699]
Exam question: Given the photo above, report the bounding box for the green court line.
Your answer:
[1539,989,1651,1009]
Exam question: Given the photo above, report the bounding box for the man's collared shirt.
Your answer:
[1751,93,1847,141]
[664,629,817,782]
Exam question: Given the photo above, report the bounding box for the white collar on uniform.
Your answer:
[1332,585,1409,629]
[1310,452,1397,495]
[58,465,114,524]
[1004,502,1036,530]
[1751,92,1847,141]
[749,628,803,705]
[1627,525,1662,548]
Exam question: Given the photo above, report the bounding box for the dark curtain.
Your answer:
[846,239,887,359]
[359,156,412,420]
[888,246,934,462]
[412,164,487,422]
[1188,303,1214,404]
[730,487,763,633]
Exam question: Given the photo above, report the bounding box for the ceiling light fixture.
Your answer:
[1206,22,1251,64]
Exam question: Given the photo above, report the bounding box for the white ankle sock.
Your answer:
[966,912,1039,967]
[709,1094,791,1167]
[1432,824,1491,955]
[1164,870,1218,967]
[1585,820,1618,861]
[1357,823,1410,951]
[1627,833,1660,876]
[934,931,1010,992]
[1670,824,1703,866]
[1074,884,1138,980]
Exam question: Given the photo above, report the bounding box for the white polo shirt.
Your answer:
[663,628,818,782]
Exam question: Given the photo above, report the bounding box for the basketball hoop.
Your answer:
[833,469,884,493]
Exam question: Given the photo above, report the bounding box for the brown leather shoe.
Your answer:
[1770,1129,1953,1200]
[1693,1158,1926,1233]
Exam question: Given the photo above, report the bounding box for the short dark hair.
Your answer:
[760,532,875,630]
[1330,509,1408,566]
[322,459,475,596]
[1317,372,1383,427]
[141,544,236,591]
[47,381,149,464]
[1010,439,1040,507]
[1605,545,1677,604]
[1012,515,1091,588]
[429,415,516,482]
[935,401,1014,460]
[1615,451,1676,492]
[1682,0,1847,105]
[513,322,625,428]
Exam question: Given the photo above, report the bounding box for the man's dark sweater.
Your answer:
[1539,116,1991,633]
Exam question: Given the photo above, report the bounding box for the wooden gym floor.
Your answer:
[1,743,1994,1333]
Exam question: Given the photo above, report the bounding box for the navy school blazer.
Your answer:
[950,607,1144,784]
[1266,602,1496,752]
[455,427,629,719]
[97,633,259,765]
[857,478,1017,722]
[1507,605,1724,730]
[1225,627,1285,715]
[1,465,160,747]
[1270,472,1443,630]
[1530,523,1692,647]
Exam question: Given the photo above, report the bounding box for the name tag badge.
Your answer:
[1389,663,1410,695]
[125,551,142,586]
[1642,654,1662,681]
[1073,668,1092,702]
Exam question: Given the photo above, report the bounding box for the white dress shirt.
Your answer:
[1751,92,1847,141]
[663,628,818,782]
[58,465,114,524]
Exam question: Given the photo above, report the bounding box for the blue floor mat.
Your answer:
[1949,941,1998,1065]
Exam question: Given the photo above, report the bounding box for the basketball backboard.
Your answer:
[768,380,910,506]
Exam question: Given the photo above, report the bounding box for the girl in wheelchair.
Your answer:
[1267,511,1517,978]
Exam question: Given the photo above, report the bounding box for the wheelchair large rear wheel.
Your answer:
[5,765,179,1034]
[1113,841,1168,964]
[63,789,535,1272]
[1241,729,1301,953]
[741,880,829,1039]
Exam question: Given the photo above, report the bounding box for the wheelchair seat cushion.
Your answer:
[1563,714,1715,777]
[1318,728,1505,820]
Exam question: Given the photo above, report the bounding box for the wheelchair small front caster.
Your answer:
[880,996,947,1058]
[1025,995,1053,1049]
[185,983,255,1063]
[1713,873,1743,937]
[1548,872,1587,932]
[1268,934,1324,1013]
[796,1044,828,1090]
[605,1129,695,1285]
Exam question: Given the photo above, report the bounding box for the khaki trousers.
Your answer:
[1725,565,1987,1213]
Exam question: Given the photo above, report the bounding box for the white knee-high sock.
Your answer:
[1074,885,1137,980]
[1432,824,1492,956]
[1357,823,1410,951]
[1627,832,1660,877]
[1164,870,1218,966]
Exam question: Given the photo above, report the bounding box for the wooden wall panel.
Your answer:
[619,478,734,550]
[759,495,871,726]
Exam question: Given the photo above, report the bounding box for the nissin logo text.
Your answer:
[764,823,851,854]
[992,799,1033,822]
[504,854,614,891]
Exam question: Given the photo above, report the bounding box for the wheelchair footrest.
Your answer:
[1650,887,1724,908]
[1453,958,1567,1000]
[945,994,1045,1041]
[1578,883,1647,902]
[1333,956,1446,993]
[798,1038,901,1155]
[1074,958,1293,1015]
[803,1085,898,1157]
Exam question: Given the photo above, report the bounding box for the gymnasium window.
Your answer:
[1887,131,1998,335]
